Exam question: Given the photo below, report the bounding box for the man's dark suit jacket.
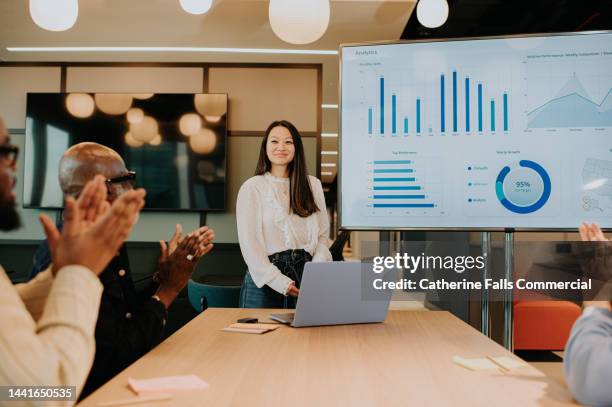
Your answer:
[30,234,167,399]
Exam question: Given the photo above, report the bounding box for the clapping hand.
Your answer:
[158,225,215,263]
[155,225,215,307]
[40,175,146,276]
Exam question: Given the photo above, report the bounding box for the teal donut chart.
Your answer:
[495,160,551,214]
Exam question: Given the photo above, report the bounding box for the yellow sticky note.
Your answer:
[453,356,499,371]
[230,323,280,331]
[491,356,527,370]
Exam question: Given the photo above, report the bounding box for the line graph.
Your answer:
[527,72,612,129]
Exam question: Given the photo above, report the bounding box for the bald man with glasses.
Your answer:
[29,142,215,399]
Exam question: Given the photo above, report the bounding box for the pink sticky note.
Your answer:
[128,375,209,394]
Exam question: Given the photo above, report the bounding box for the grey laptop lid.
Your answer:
[289,261,392,328]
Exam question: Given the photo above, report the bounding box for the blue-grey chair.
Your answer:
[187,279,241,313]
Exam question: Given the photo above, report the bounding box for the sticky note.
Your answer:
[453,356,499,371]
[128,375,209,394]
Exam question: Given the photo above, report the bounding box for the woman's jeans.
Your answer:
[239,249,312,309]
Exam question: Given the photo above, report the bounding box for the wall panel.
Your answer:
[0,67,61,128]
[209,67,318,132]
[66,67,203,93]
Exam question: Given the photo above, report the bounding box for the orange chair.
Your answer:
[514,301,581,350]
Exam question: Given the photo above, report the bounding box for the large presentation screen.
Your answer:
[340,32,612,230]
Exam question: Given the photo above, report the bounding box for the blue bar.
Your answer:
[465,77,470,132]
[368,107,372,134]
[373,169,414,173]
[373,160,412,164]
[404,117,408,134]
[380,77,384,134]
[373,186,421,191]
[440,74,445,133]
[392,94,397,134]
[478,84,483,132]
[491,99,496,132]
[503,93,508,132]
[373,195,426,199]
[416,99,421,133]
[452,71,457,132]
[373,177,416,182]
[374,204,435,208]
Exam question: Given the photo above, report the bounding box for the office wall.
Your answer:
[209,67,318,132]
[0,63,321,243]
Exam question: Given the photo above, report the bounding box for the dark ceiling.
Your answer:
[402,0,612,39]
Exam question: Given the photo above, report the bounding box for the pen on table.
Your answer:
[486,356,511,374]
[96,393,173,406]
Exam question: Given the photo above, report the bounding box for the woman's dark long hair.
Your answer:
[255,120,319,217]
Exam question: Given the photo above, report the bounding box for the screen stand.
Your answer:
[480,232,491,338]
[503,231,514,351]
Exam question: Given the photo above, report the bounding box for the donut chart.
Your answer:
[495,160,551,214]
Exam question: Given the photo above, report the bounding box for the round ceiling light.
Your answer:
[133,93,154,100]
[179,113,202,137]
[65,93,94,119]
[179,0,213,15]
[127,108,144,124]
[95,94,133,115]
[194,94,226,117]
[190,128,217,154]
[269,0,330,45]
[29,0,79,32]
[125,132,144,148]
[416,0,449,29]
[149,134,162,146]
[130,116,158,143]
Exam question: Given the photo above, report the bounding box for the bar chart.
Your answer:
[366,158,443,214]
[366,70,510,136]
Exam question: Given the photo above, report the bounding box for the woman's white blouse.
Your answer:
[236,173,332,295]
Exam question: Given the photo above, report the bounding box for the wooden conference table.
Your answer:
[79,309,579,407]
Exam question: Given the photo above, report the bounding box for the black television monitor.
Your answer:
[24,92,227,211]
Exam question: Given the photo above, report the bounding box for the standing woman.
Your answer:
[237,120,332,308]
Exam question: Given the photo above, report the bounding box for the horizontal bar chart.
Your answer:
[373,186,421,190]
[373,160,412,164]
[373,169,414,173]
[370,158,438,210]
[373,195,426,199]
[373,204,435,208]
[373,177,416,182]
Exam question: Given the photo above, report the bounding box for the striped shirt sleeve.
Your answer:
[15,268,54,322]
[0,265,103,405]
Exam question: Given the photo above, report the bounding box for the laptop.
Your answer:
[269,262,392,327]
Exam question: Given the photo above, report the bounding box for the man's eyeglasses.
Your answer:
[105,171,136,198]
[105,171,136,186]
[0,144,19,166]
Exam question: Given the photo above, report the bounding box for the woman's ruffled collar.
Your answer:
[264,172,289,184]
